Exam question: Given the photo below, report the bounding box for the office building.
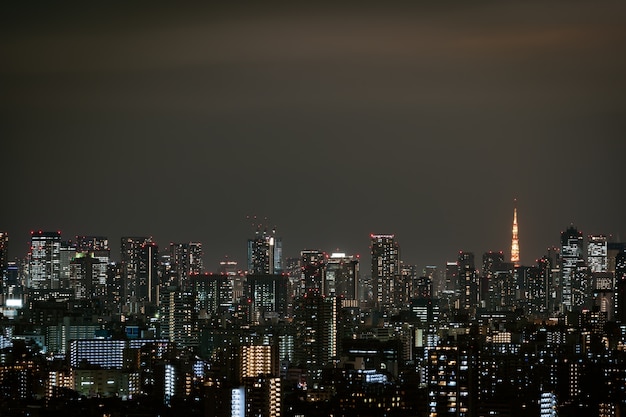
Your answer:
[159,287,198,348]
[191,273,233,317]
[0,232,7,275]
[588,234,608,273]
[370,234,400,311]
[458,251,479,313]
[28,231,62,289]
[121,237,158,312]
[248,228,282,275]
[293,289,338,379]
[246,274,288,324]
[75,236,110,293]
[169,242,204,289]
[560,226,587,312]
[324,252,359,300]
[299,249,325,294]
[121,237,150,301]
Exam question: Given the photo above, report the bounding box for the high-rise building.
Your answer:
[588,234,608,273]
[399,263,417,307]
[293,289,339,378]
[248,228,283,275]
[234,376,281,417]
[28,231,61,289]
[560,226,587,312]
[246,274,288,324]
[482,251,505,308]
[69,253,102,298]
[169,242,204,289]
[191,273,233,317]
[458,251,479,313]
[121,237,158,312]
[526,256,552,317]
[324,252,359,300]
[370,234,400,311]
[138,241,159,304]
[240,345,278,380]
[614,250,626,323]
[539,392,557,417]
[75,236,109,295]
[511,202,520,267]
[423,265,440,297]
[427,345,473,417]
[0,232,8,296]
[0,232,8,275]
[159,287,198,348]
[169,242,189,287]
[188,242,203,275]
[592,272,614,320]
[121,237,150,299]
[299,250,325,294]
[59,240,76,290]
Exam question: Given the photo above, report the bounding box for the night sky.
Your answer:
[2,2,626,271]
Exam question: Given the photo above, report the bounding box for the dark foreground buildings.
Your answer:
[1,221,626,417]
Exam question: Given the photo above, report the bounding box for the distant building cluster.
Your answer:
[0,211,626,416]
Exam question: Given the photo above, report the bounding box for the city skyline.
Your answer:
[3,2,626,271]
[1,211,624,274]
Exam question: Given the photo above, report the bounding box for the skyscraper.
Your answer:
[324,252,359,300]
[169,242,204,289]
[299,249,325,294]
[511,202,520,267]
[0,232,8,275]
[458,251,479,313]
[0,232,8,295]
[28,231,61,289]
[588,234,608,273]
[560,226,586,312]
[482,251,505,308]
[615,250,626,323]
[370,234,400,311]
[246,274,288,324]
[75,236,110,294]
[293,289,339,378]
[247,228,282,275]
[121,237,158,312]
[159,287,198,348]
[137,241,159,304]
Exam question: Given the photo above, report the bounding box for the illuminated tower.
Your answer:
[511,202,520,267]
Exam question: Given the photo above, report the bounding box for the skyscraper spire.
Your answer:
[511,200,520,266]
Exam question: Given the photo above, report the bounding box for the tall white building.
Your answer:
[588,234,608,273]
[560,226,586,312]
[28,231,61,289]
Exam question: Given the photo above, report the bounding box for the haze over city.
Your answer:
[3,1,626,269]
